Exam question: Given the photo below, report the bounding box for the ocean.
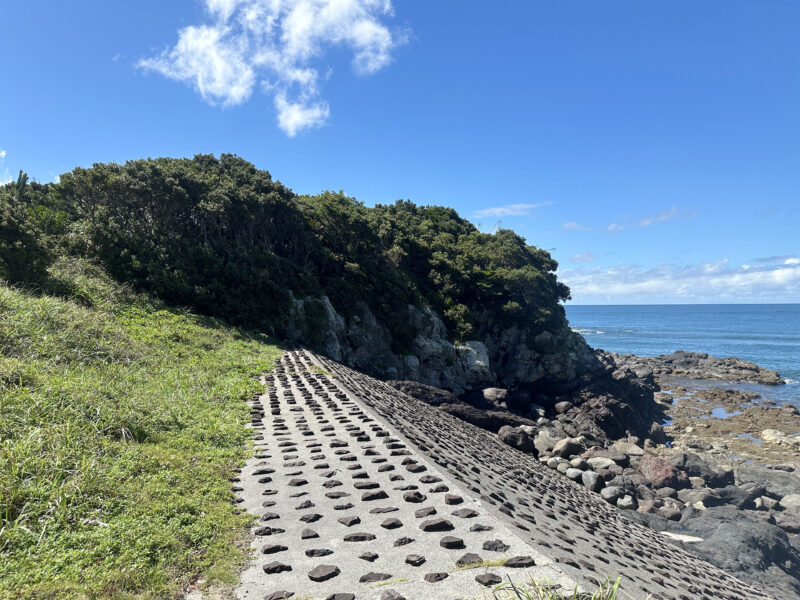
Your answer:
[564,304,800,407]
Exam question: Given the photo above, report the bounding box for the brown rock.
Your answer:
[639,453,688,489]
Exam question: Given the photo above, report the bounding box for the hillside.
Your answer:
[1,155,578,393]
[0,258,282,599]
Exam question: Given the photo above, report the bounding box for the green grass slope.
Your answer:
[0,258,282,600]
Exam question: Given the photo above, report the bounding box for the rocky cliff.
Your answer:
[287,293,599,395]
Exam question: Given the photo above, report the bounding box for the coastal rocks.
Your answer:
[671,507,800,599]
[669,452,734,488]
[498,426,536,455]
[761,429,800,448]
[581,470,604,492]
[611,350,785,385]
[638,454,688,489]
[552,437,585,458]
[533,430,560,454]
[735,467,800,499]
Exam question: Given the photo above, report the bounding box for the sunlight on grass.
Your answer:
[0,258,282,600]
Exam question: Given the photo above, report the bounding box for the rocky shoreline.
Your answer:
[390,350,800,598]
[613,350,786,386]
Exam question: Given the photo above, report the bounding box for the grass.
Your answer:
[0,258,283,600]
[480,575,636,600]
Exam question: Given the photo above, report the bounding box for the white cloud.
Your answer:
[0,149,6,160]
[274,93,329,137]
[560,260,800,304]
[139,0,403,136]
[563,221,590,231]
[472,202,552,218]
[141,25,255,107]
[570,252,595,263]
[786,257,800,265]
[607,222,624,232]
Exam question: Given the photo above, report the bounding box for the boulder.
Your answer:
[533,430,560,454]
[552,436,585,458]
[565,468,584,482]
[639,453,688,489]
[735,466,800,498]
[587,457,616,470]
[775,512,800,534]
[677,488,725,508]
[670,452,734,488]
[600,486,625,504]
[581,470,604,492]
[498,426,536,455]
[569,457,590,471]
[658,506,682,521]
[547,456,568,470]
[778,494,800,513]
[554,400,573,414]
[611,441,645,456]
[715,485,766,510]
[482,387,508,408]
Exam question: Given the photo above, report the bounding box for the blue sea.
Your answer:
[564,304,800,407]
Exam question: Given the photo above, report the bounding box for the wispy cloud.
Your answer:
[139,0,405,136]
[607,222,624,233]
[638,206,696,228]
[563,221,590,231]
[570,252,595,263]
[0,148,11,184]
[786,257,800,265]
[560,260,800,303]
[638,207,678,227]
[754,255,794,264]
[472,202,552,218]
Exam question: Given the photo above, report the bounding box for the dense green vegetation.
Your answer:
[0,258,282,599]
[1,154,570,350]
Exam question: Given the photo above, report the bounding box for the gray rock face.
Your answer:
[672,507,800,599]
[286,294,599,394]
[735,466,800,498]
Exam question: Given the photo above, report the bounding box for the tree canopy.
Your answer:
[0,154,570,345]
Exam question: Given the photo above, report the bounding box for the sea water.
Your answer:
[564,304,800,407]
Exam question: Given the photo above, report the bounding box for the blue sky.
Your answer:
[1,1,798,303]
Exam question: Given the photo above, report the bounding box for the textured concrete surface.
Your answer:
[232,350,776,600]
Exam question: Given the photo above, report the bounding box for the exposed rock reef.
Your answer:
[611,350,785,385]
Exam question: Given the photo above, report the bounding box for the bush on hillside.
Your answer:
[13,154,571,346]
[0,173,52,283]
